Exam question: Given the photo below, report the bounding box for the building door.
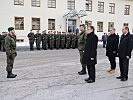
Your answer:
[66,19,76,33]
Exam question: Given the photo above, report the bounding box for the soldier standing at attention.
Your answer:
[0,33,2,51]
[71,33,76,49]
[78,24,87,75]
[35,30,42,50]
[60,33,66,49]
[5,27,17,78]
[27,30,35,51]
[55,32,61,49]
[66,32,71,49]
[1,32,7,52]
[41,30,48,50]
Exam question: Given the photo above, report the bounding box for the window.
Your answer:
[32,0,40,7]
[48,0,56,8]
[14,0,24,5]
[108,22,114,32]
[32,18,40,30]
[48,19,55,30]
[15,17,24,30]
[85,21,92,28]
[123,23,128,26]
[109,3,115,14]
[86,0,92,11]
[97,21,103,32]
[68,0,75,10]
[98,1,104,13]
[124,5,130,15]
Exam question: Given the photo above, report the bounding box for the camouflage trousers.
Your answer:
[6,56,15,72]
[79,50,86,69]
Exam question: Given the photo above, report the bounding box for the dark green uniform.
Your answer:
[60,34,66,49]
[1,33,7,52]
[48,34,54,49]
[0,34,2,50]
[55,34,61,49]
[66,34,71,49]
[5,34,17,73]
[71,33,77,49]
[35,33,42,50]
[78,30,87,74]
[41,32,48,50]
[27,32,35,50]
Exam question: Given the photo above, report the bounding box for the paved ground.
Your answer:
[0,47,133,100]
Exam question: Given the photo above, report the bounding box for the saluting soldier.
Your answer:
[60,33,66,49]
[35,30,42,50]
[1,32,7,52]
[66,33,71,49]
[5,27,17,78]
[27,30,35,50]
[77,24,87,75]
[41,30,48,50]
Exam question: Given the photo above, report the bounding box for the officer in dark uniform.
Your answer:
[35,30,42,50]
[27,30,35,50]
[5,27,17,78]
[41,30,48,50]
[117,26,133,81]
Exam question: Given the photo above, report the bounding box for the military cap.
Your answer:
[79,24,86,29]
[8,27,14,31]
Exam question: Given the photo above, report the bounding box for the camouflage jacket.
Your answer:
[5,34,16,56]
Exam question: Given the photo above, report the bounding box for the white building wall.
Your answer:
[0,0,133,41]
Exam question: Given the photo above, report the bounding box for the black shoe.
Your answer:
[121,78,128,81]
[85,78,89,82]
[116,76,122,79]
[86,79,95,83]
[7,73,17,78]
[78,70,86,75]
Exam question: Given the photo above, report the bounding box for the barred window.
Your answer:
[32,18,40,30]
[48,19,55,30]
[97,21,103,32]
[68,0,75,10]
[48,0,56,8]
[32,0,40,7]
[14,0,24,5]
[109,3,115,14]
[86,0,92,11]
[98,1,104,13]
[15,17,24,30]
[124,5,130,15]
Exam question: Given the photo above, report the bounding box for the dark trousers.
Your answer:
[30,43,34,50]
[87,65,95,80]
[103,41,106,48]
[119,58,129,78]
[108,57,116,69]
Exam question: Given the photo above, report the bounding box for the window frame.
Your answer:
[67,0,75,10]
[32,18,40,30]
[14,0,24,5]
[109,3,115,14]
[97,21,103,32]
[48,19,55,30]
[48,0,56,8]
[98,1,104,13]
[124,5,130,15]
[14,17,24,30]
[86,0,92,11]
[31,0,40,7]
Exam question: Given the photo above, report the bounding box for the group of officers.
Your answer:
[27,30,78,51]
[2,25,133,84]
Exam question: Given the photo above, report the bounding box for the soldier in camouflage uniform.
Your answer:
[71,33,77,49]
[0,33,2,50]
[41,30,48,50]
[1,32,7,52]
[60,33,66,49]
[48,31,54,50]
[35,30,42,50]
[5,27,17,78]
[66,33,71,49]
[78,24,87,75]
[55,32,61,49]
[27,30,35,50]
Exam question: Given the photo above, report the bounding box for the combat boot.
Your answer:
[78,68,86,75]
[7,71,17,78]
